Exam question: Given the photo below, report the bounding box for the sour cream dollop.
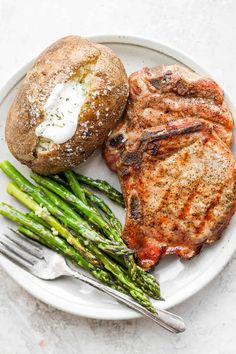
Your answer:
[35,81,85,144]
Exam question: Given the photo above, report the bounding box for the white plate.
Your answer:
[0,35,236,320]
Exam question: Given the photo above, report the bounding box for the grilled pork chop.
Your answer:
[128,64,233,146]
[104,65,236,269]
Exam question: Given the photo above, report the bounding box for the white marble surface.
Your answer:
[0,0,236,352]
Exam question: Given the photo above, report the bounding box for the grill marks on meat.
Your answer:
[104,64,236,269]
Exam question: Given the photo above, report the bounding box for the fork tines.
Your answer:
[0,228,43,270]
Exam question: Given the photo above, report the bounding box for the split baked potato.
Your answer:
[6,36,129,174]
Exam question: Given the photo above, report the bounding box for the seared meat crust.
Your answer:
[128,64,233,146]
[104,65,236,269]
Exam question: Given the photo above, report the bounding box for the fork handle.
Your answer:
[68,269,185,333]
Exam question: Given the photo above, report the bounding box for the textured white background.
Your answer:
[0,0,236,353]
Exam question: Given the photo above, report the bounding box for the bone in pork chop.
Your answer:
[128,64,233,146]
[104,65,236,270]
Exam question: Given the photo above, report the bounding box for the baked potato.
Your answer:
[6,36,129,174]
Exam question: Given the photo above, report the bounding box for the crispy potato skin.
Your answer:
[6,36,129,174]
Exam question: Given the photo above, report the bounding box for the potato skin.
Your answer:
[6,36,129,174]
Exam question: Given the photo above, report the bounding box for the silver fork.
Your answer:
[0,228,185,333]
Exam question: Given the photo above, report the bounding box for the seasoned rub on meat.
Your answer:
[128,64,233,146]
[104,65,236,270]
[104,119,236,269]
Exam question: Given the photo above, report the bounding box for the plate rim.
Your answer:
[0,33,236,320]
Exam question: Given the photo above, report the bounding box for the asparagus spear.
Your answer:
[7,181,102,268]
[0,161,160,305]
[7,181,129,257]
[18,225,128,294]
[18,225,52,244]
[31,174,161,299]
[27,211,51,229]
[52,174,122,232]
[0,203,104,277]
[64,172,161,299]
[50,171,161,298]
[29,185,126,271]
[51,173,121,232]
[76,174,125,206]
[53,172,121,232]
[79,196,161,300]
[51,174,70,188]
[64,170,87,205]
[0,203,128,290]
[89,200,161,298]
[25,198,133,299]
[30,172,123,244]
[52,173,161,298]
[36,185,159,305]
[82,187,122,234]
[38,185,129,256]
[0,201,155,312]
[64,171,103,218]
[0,161,130,255]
